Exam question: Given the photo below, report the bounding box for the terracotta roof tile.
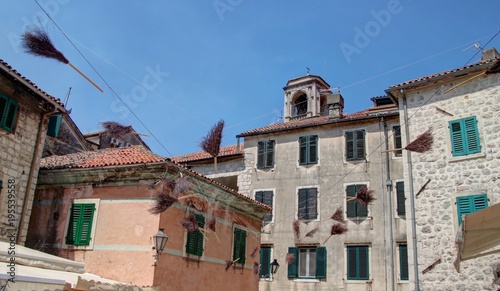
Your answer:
[237,109,385,136]
[0,59,65,108]
[172,144,243,163]
[41,146,166,169]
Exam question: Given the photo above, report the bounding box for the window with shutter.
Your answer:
[287,247,298,278]
[299,135,318,165]
[347,245,369,280]
[66,203,95,246]
[185,214,205,256]
[315,246,327,279]
[449,116,481,157]
[259,247,272,279]
[47,115,62,138]
[298,188,318,220]
[0,94,18,133]
[393,126,402,157]
[346,184,368,218]
[257,140,275,169]
[399,244,409,280]
[346,130,365,160]
[255,190,273,224]
[287,246,326,279]
[456,194,488,225]
[233,228,247,264]
[396,181,406,216]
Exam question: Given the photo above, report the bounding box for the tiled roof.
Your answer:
[388,57,500,89]
[172,144,243,163]
[40,146,166,169]
[0,59,65,108]
[237,109,392,136]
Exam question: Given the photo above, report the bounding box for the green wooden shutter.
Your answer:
[259,247,271,278]
[464,117,480,154]
[449,120,465,156]
[47,115,62,138]
[347,246,369,280]
[308,188,318,220]
[298,188,308,219]
[233,228,246,264]
[399,244,409,280]
[396,181,406,216]
[256,191,273,223]
[356,130,365,159]
[0,95,6,126]
[78,204,95,245]
[266,140,275,167]
[66,203,95,246]
[257,141,265,168]
[186,214,205,256]
[346,185,356,218]
[299,136,307,164]
[358,246,369,280]
[66,204,80,245]
[393,126,402,156]
[456,194,488,225]
[316,246,327,279]
[287,247,298,278]
[347,246,357,279]
[346,131,354,160]
[309,135,318,164]
[0,95,18,133]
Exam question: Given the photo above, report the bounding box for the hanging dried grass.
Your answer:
[304,226,320,238]
[148,192,178,214]
[250,246,258,258]
[207,217,216,232]
[253,262,259,274]
[285,253,295,264]
[323,223,348,244]
[179,213,199,232]
[173,175,192,196]
[101,121,133,138]
[199,119,225,173]
[405,129,433,153]
[331,207,345,223]
[293,219,301,239]
[355,186,376,207]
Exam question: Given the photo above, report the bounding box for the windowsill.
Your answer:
[184,254,204,262]
[293,278,320,283]
[345,279,372,284]
[448,152,486,163]
[63,244,94,251]
[398,280,409,284]
[344,159,367,164]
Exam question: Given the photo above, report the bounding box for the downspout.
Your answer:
[401,89,419,290]
[383,117,396,291]
[16,109,54,244]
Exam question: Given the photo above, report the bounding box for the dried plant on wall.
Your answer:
[199,119,224,173]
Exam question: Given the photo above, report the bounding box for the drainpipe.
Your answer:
[383,117,396,291]
[401,89,419,290]
[16,109,54,244]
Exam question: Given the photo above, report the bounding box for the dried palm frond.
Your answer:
[323,223,348,244]
[207,217,216,232]
[180,213,199,232]
[293,219,301,239]
[383,128,433,153]
[199,119,224,173]
[21,27,103,92]
[148,192,178,214]
[253,262,259,274]
[173,175,192,196]
[285,253,295,264]
[346,186,376,207]
[331,207,345,223]
[101,121,133,138]
[250,246,258,258]
[304,225,320,238]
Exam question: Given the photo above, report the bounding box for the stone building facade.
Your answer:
[0,59,66,244]
[386,48,500,290]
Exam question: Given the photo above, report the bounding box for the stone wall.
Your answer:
[402,72,500,290]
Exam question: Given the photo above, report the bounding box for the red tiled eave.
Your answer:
[172,144,243,163]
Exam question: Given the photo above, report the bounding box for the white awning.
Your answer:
[454,203,500,272]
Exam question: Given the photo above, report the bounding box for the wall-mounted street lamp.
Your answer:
[152,228,168,266]
[270,259,280,275]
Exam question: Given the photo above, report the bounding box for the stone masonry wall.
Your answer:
[402,72,500,290]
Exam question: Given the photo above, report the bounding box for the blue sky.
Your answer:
[1,1,499,157]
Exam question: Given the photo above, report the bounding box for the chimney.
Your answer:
[326,93,344,119]
[481,47,500,61]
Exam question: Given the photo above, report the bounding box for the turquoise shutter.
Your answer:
[259,247,271,278]
[396,181,406,216]
[0,95,6,125]
[464,117,480,154]
[78,204,95,245]
[399,244,409,280]
[66,204,80,245]
[287,247,298,278]
[47,115,62,138]
[299,137,307,164]
[316,246,327,279]
[257,141,265,168]
[298,188,308,219]
[456,194,488,225]
[346,132,354,160]
[356,130,365,159]
[0,95,18,133]
[346,185,356,218]
[66,204,95,246]
[449,120,465,156]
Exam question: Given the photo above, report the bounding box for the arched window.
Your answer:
[293,94,308,116]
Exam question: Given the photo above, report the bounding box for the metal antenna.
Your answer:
[64,87,72,107]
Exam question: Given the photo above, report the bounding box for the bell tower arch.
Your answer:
[283,75,331,122]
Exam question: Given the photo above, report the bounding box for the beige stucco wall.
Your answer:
[399,72,500,290]
[241,115,408,291]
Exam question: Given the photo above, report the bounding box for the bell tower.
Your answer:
[283,75,343,122]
